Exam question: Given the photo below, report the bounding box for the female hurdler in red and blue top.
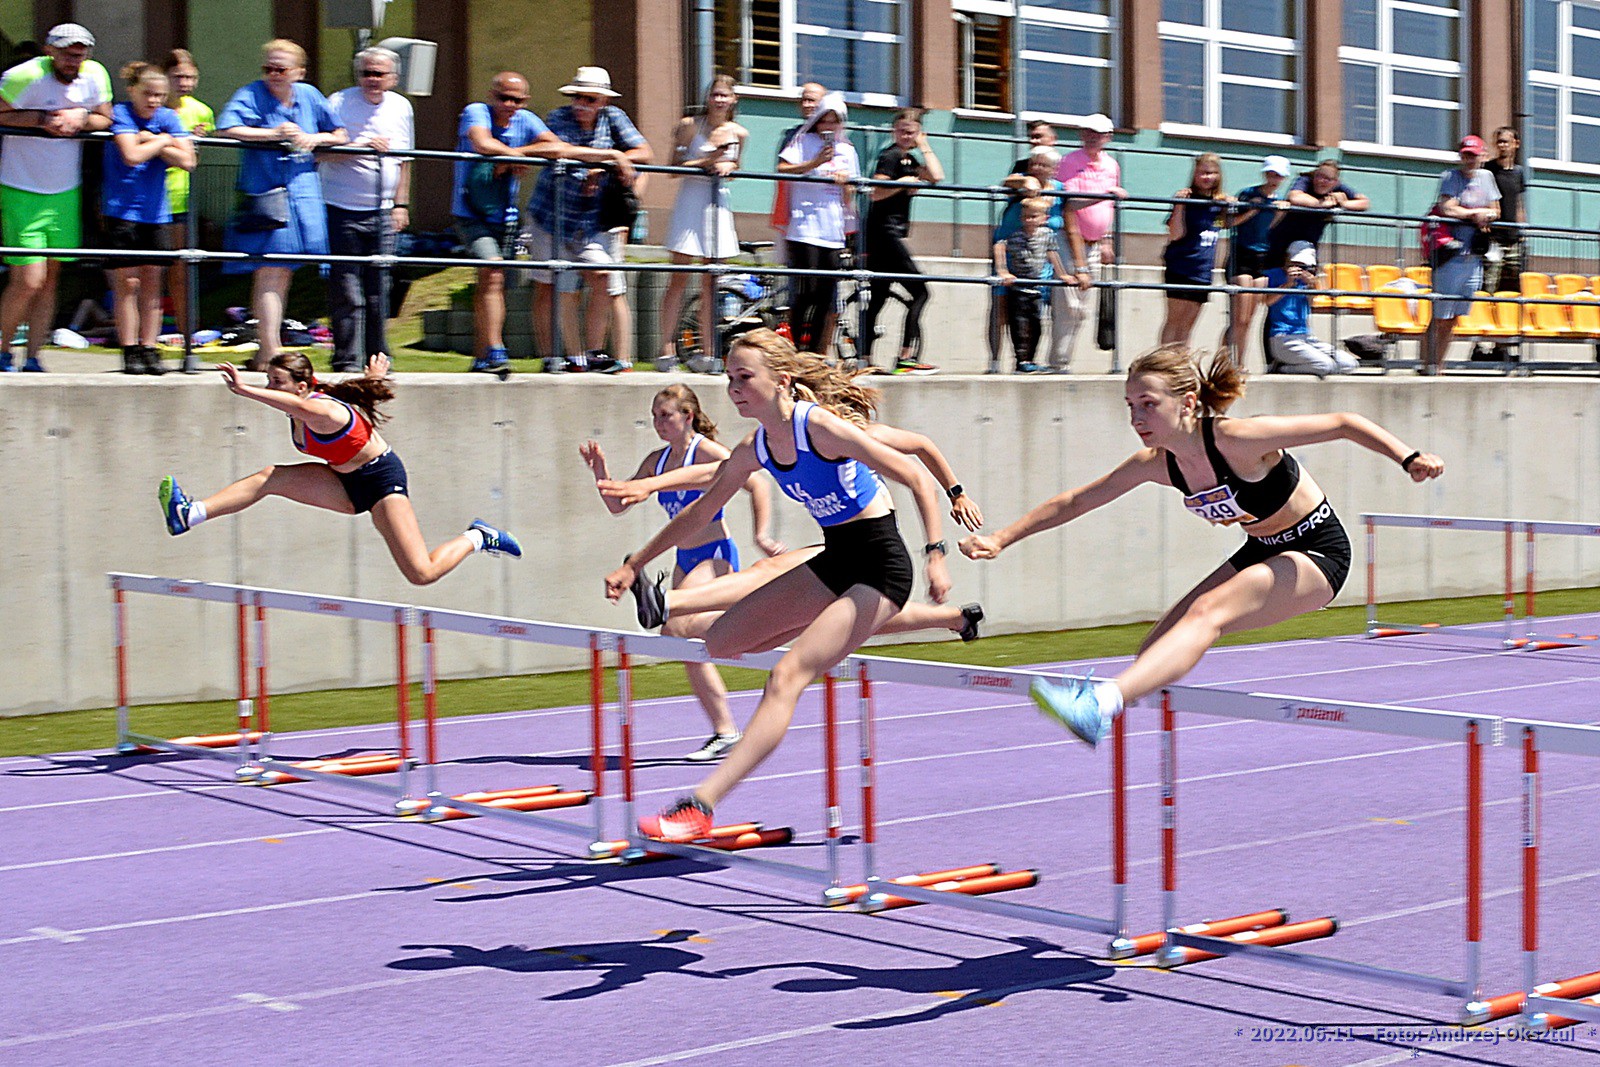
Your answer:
[158,352,519,584]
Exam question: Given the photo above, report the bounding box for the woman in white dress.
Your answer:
[657,75,748,370]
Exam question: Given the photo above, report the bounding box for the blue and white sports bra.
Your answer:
[754,401,882,527]
[654,433,726,522]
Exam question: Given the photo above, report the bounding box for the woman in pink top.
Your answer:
[1054,115,1126,366]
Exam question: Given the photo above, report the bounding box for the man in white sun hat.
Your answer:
[526,65,653,374]
[0,23,113,372]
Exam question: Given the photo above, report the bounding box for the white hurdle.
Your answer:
[1364,513,1600,651]
[1155,682,1491,1022]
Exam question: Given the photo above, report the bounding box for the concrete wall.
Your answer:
[3,373,1599,717]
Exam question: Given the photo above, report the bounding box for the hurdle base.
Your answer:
[1156,917,1338,968]
[859,870,1039,913]
[1111,909,1290,961]
[829,864,1003,909]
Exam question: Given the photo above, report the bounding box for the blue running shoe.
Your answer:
[470,346,509,373]
[20,355,44,372]
[1029,676,1112,748]
[0,353,14,372]
[470,519,521,558]
[158,475,193,536]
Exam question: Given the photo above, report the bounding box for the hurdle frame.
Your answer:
[1364,513,1600,650]
[1153,683,1489,1020]
[1497,718,1600,1030]
[604,629,849,896]
[110,572,422,807]
[847,655,1130,943]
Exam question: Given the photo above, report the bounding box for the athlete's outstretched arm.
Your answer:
[1219,413,1444,481]
[580,440,656,515]
[596,461,721,505]
[217,363,345,432]
[961,450,1161,560]
[864,424,984,531]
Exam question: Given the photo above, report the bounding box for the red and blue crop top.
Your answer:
[1164,417,1300,528]
[290,393,373,466]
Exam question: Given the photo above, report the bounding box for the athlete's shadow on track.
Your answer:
[3,751,176,777]
[388,930,727,1000]
[721,935,1123,1027]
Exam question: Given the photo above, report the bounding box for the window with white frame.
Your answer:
[714,0,907,104]
[951,1,1114,119]
[1527,0,1600,167]
[1159,0,1300,141]
[1339,0,1463,153]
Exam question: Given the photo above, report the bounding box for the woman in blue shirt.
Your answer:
[104,62,193,374]
[1159,152,1233,346]
[218,39,347,370]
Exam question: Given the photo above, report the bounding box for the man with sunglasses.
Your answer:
[0,23,113,372]
[450,71,567,374]
[321,47,412,372]
[525,66,652,374]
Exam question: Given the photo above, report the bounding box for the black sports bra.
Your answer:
[1165,417,1301,527]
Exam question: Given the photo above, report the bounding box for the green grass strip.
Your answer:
[4,587,1595,758]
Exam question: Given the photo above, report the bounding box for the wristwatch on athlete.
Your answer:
[924,541,947,557]
[945,483,964,502]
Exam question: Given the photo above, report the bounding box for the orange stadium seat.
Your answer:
[1367,264,1403,291]
[1484,292,1523,338]
[1373,284,1431,335]
[1521,271,1553,297]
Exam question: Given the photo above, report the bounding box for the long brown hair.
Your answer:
[269,353,394,426]
[728,328,880,426]
[654,383,717,439]
[1127,344,1245,416]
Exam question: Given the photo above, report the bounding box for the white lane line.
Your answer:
[0,887,394,947]
[27,927,83,944]
[233,992,299,1012]
[0,785,233,814]
[0,828,335,873]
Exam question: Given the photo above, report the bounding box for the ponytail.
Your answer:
[1126,344,1246,416]
[728,328,881,426]
[268,352,393,426]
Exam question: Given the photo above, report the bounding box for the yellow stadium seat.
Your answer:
[1528,296,1575,337]
[1373,284,1431,335]
[1453,292,1495,336]
[1367,264,1403,290]
[1405,266,1432,287]
[1555,273,1589,297]
[1569,293,1600,338]
[1521,271,1553,297]
[1312,266,1334,309]
[1326,262,1371,309]
[1483,292,1523,338]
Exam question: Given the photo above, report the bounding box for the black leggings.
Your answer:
[858,232,929,364]
[1004,289,1043,366]
[787,241,840,351]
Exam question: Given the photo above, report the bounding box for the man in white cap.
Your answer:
[0,23,112,372]
[1051,113,1125,370]
[526,65,653,374]
[1221,154,1292,361]
[1261,240,1356,377]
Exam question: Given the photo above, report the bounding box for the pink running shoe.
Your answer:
[639,795,714,841]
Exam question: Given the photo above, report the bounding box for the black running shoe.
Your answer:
[959,603,984,643]
[628,566,667,629]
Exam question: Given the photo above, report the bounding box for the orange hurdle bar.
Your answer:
[868,870,1039,912]
[595,827,793,860]
[259,754,405,785]
[135,730,264,754]
[1545,993,1600,1030]
[830,864,1002,906]
[422,790,591,821]
[1164,917,1338,967]
[1117,909,1289,960]
[1474,970,1600,1024]
[450,785,564,804]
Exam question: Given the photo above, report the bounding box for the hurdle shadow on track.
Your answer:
[388,931,727,1001]
[719,936,1123,1028]
[449,753,620,772]
[2,751,182,777]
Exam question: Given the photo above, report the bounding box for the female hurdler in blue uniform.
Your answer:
[962,345,1444,745]
[605,329,952,841]
[581,383,783,761]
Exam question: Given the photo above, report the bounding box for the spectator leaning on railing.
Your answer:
[0,23,112,374]
[320,47,413,373]
[450,71,565,375]
[776,90,857,356]
[526,65,652,375]
[103,61,194,375]
[217,39,348,372]
[1423,134,1500,375]
[859,107,943,375]
[1264,159,1369,269]
[1159,152,1234,347]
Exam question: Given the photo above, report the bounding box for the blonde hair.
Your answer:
[261,39,307,68]
[1126,344,1245,416]
[1020,196,1050,215]
[121,61,168,93]
[728,328,880,426]
[1189,152,1224,199]
[653,383,717,439]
